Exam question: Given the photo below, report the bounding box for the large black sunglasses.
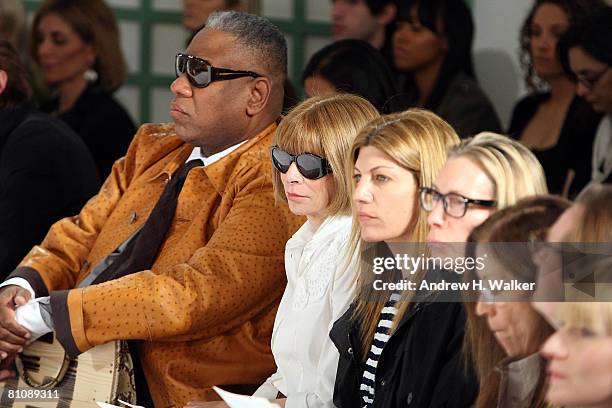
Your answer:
[175,53,262,88]
[271,146,332,180]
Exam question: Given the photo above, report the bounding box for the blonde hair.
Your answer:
[448,132,548,207]
[348,108,460,354]
[30,0,127,93]
[0,0,26,50]
[557,302,612,335]
[272,93,379,216]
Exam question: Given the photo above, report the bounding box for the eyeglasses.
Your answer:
[270,146,332,180]
[576,66,609,91]
[419,187,497,218]
[175,53,262,88]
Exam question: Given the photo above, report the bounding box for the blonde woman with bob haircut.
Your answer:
[251,94,379,407]
[330,109,480,408]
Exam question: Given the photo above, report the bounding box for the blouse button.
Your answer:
[347,347,353,355]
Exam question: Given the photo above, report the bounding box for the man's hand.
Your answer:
[0,286,31,357]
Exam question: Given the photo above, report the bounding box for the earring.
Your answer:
[83,68,98,83]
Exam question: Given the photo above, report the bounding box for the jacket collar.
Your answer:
[147,121,278,192]
[495,353,544,406]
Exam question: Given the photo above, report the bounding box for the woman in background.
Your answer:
[393,0,501,138]
[508,0,604,197]
[0,40,99,279]
[302,39,406,113]
[31,0,136,179]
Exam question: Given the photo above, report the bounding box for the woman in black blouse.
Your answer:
[30,0,136,180]
[508,0,604,197]
[393,0,501,138]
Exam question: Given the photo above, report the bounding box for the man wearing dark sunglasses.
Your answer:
[0,11,302,407]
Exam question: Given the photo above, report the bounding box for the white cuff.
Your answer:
[15,297,53,344]
[0,278,35,299]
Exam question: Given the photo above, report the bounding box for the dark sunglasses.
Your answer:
[271,146,332,180]
[175,53,262,88]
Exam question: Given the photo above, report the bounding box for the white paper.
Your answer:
[96,401,146,408]
[213,386,281,408]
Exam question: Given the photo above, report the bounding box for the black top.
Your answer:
[331,271,478,408]
[41,84,136,180]
[403,72,502,138]
[508,93,602,197]
[0,104,100,279]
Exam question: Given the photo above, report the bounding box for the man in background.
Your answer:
[331,0,398,70]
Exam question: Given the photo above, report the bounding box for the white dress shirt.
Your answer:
[0,142,248,341]
[253,215,357,408]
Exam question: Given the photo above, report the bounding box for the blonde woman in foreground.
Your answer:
[330,109,473,408]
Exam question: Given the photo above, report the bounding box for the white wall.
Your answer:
[472,0,533,130]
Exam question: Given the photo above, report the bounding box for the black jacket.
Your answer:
[330,288,478,408]
[41,84,136,180]
[0,104,100,279]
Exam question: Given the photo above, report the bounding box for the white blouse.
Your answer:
[253,215,357,407]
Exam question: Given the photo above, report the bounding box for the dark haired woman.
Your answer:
[31,0,136,179]
[0,40,99,278]
[465,195,571,408]
[393,0,501,138]
[302,39,407,113]
[508,0,604,197]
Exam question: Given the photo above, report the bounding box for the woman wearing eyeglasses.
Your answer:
[330,109,481,408]
[247,94,379,407]
[508,0,604,197]
[559,7,612,185]
[420,133,547,408]
[422,133,547,244]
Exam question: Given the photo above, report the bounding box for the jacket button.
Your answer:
[347,347,353,355]
[129,211,138,224]
[380,379,386,387]
[407,392,413,405]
